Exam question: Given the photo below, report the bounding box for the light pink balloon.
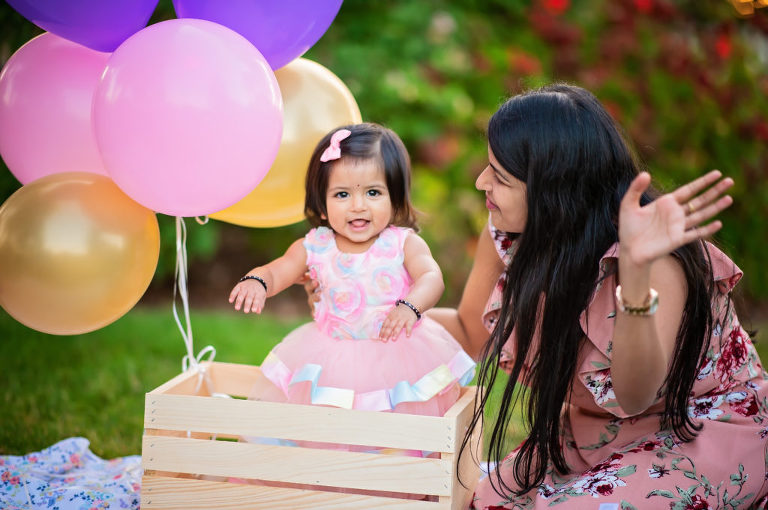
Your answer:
[92,19,283,217]
[0,33,110,184]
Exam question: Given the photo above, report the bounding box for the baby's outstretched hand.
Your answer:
[229,279,267,314]
[379,303,418,342]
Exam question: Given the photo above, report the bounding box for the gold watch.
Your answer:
[614,285,659,316]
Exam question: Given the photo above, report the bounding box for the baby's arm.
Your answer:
[379,233,444,341]
[229,239,307,314]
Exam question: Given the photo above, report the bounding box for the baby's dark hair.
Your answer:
[304,122,418,230]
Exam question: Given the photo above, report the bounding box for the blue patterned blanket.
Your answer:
[0,437,140,509]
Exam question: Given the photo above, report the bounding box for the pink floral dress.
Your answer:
[259,225,475,416]
[473,223,768,509]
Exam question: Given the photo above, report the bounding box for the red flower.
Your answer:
[509,51,542,76]
[715,33,732,59]
[716,328,750,381]
[732,395,759,417]
[596,482,615,495]
[634,0,653,13]
[682,494,710,509]
[543,0,570,15]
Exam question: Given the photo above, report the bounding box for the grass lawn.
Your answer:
[1,305,765,462]
[0,305,304,458]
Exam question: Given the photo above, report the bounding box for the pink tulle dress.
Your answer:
[257,225,475,417]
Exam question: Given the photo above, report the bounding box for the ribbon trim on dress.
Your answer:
[260,350,475,411]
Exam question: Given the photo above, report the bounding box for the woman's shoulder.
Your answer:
[704,242,743,294]
[579,240,744,363]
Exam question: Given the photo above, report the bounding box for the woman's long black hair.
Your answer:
[460,84,715,497]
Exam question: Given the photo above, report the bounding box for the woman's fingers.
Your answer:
[622,171,652,208]
[673,169,723,204]
[685,194,733,230]
[684,176,733,215]
[682,220,723,245]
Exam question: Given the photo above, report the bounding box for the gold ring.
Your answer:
[687,202,695,214]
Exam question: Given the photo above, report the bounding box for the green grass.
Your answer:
[0,305,304,458]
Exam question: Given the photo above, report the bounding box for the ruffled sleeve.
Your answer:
[481,218,517,332]
[574,241,744,417]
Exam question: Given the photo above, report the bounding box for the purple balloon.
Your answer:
[6,0,159,52]
[172,0,343,70]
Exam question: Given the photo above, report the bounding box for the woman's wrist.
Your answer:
[618,248,654,304]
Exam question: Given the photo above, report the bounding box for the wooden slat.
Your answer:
[144,393,456,452]
[442,386,476,419]
[142,436,452,496]
[147,368,204,396]
[439,394,482,510]
[142,475,446,509]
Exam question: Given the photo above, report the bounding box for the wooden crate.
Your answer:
[141,361,482,509]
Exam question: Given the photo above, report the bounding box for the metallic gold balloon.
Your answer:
[0,172,160,335]
[210,58,362,228]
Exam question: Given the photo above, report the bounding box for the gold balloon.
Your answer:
[0,172,160,335]
[211,58,362,228]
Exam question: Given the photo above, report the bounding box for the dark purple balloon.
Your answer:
[172,0,343,70]
[6,0,159,53]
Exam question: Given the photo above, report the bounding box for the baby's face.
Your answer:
[322,159,393,252]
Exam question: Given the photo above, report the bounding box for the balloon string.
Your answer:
[172,216,228,399]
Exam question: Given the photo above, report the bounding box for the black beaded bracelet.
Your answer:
[239,275,267,292]
[395,299,422,320]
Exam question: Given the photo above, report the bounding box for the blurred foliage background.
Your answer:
[1,0,767,316]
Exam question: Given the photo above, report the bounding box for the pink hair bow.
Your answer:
[320,129,351,162]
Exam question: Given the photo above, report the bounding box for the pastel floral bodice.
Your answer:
[304,225,413,341]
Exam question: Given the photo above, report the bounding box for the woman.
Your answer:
[429,84,767,509]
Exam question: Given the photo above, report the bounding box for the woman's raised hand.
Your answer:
[619,170,733,266]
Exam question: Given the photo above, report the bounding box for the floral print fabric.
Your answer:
[305,225,413,340]
[0,437,140,509]
[473,219,768,509]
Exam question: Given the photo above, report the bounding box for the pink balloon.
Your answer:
[92,19,283,217]
[0,33,110,184]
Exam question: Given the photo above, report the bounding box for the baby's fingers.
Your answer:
[228,284,242,304]
[242,294,254,314]
[404,317,416,337]
[387,318,407,342]
[232,289,246,311]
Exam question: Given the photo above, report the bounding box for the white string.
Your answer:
[172,216,196,371]
[172,217,229,399]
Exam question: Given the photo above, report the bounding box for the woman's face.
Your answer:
[475,146,527,233]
